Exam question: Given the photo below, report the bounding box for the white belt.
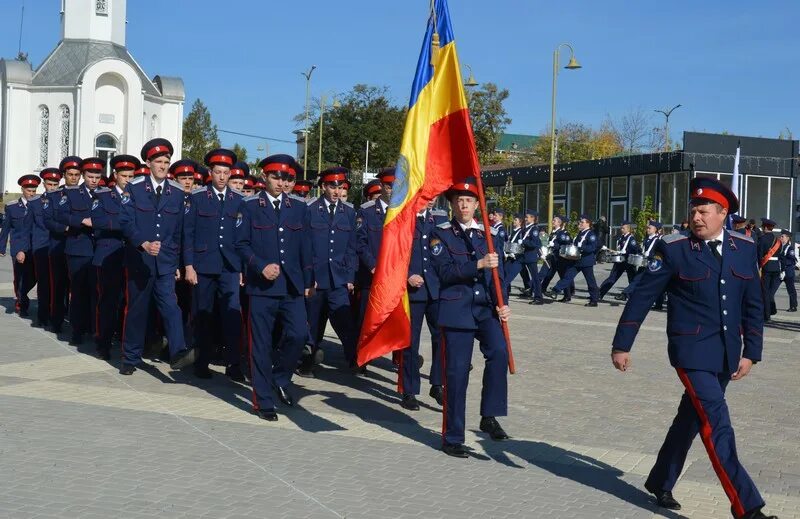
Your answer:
[768,257,779,261]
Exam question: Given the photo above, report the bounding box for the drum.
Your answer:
[503,242,524,256]
[627,254,645,267]
[608,253,627,263]
[559,244,581,260]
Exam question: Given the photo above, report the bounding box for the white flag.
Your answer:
[731,145,741,199]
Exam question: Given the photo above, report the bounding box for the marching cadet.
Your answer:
[611,177,778,519]
[519,209,543,304]
[0,175,38,316]
[778,229,796,312]
[28,169,61,327]
[291,179,313,199]
[235,154,313,420]
[298,167,358,376]
[400,197,448,409]
[539,215,572,294]
[56,157,104,345]
[183,149,245,381]
[193,170,204,188]
[488,208,507,241]
[732,215,752,237]
[90,155,139,359]
[281,164,297,195]
[171,160,197,194]
[757,217,782,321]
[253,178,266,192]
[503,213,525,295]
[431,179,511,458]
[339,178,351,201]
[598,220,640,301]
[362,179,382,202]
[619,220,664,309]
[118,138,196,375]
[134,165,150,178]
[168,159,199,344]
[241,176,256,197]
[228,161,248,192]
[549,214,599,306]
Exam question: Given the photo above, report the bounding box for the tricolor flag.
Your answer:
[357,0,480,366]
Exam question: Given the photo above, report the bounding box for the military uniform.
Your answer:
[503,221,524,295]
[598,224,639,299]
[0,176,38,315]
[757,218,782,321]
[612,178,774,519]
[43,186,69,333]
[552,218,599,305]
[355,198,387,331]
[622,222,665,309]
[539,221,572,293]
[29,170,59,326]
[778,231,797,311]
[519,213,543,302]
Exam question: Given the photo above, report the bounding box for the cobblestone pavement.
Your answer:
[0,259,798,519]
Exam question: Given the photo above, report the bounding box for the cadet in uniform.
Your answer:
[539,215,572,294]
[620,220,664,309]
[235,154,313,419]
[172,160,197,194]
[488,208,507,241]
[503,213,524,295]
[57,157,104,345]
[0,175,38,316]
[549,215,599,306]
[118,138,196,375]
[169,159,199,340]
[778,229,796,311]
[598,220,639,300]
[241,176,256,197]
[431,179,511,458]
[134,165,150,179]
[611,178,778,519]
[291,179,313,200]
[757,217,782,321]
[183,149,245,381]
[362,179,382,202]
[400,198,448,409]
[29,169,61,327]
[281,164,297,195]
[519,210,543,304]
[299,167,358,375]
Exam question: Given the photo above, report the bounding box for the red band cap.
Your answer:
[691,187,729,210]
[262,162,296,176]
[82,161,104,172]
[42,172,61,181]
[366,184,382,195]
[293,185,311,193]
[230,168,245,177]
[62,161,79,170]
[21,179,39,187]
[146,145,170,160]
[380,175,395,184]
[114,161,136,171]
[208,154,234,166]
[321,173,347,183]
[174,165,195,175]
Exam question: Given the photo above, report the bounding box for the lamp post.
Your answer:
[547,43,581,232]
[317,93,340,179]
[464,64,478,88]
[654,104,682,152]
[301,66,316,179]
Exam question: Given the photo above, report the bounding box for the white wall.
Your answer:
[4,86,32,193]
[62,0,126,46]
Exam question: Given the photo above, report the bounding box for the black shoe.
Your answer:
[69,334,82,346]
[653,305,664,311]
[349,363,367,376]
[585,302,598,307]
[429,385,444,406]
[194,365,213,379]
[225,364,245,382]
[479,417,509,441]
[528,299,544,305]
[741,509,778,519]
[255,408,278,421]
[119,364,136,376]
[19,308,29,317]
[521,288,532,297]
[559,296,571,303]
[442,443,469,458]
[312,347,325,365]
[273,385,294,407]
[417,354,424,369]
[96,347,111,361]
[788,307,797,312]
[401,394,420,411]
[170,348,196,370]
[644,483,681,510]
[545,290,557,300]
[51,323,63,334]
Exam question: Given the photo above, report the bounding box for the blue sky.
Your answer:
[2,0,799,157]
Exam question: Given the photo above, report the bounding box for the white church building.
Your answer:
[0,0,185,193]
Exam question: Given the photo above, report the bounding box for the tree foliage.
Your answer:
[486,177,523,228]
[529,120,624,164]
[630,195,660,243]
[182,99,220,163]
[231,143,248,164]
[468,83,511,164]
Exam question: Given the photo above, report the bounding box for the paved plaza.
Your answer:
[0,259,798,519]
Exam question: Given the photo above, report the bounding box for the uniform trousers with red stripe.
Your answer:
[441,318,508,446]
[192,271,242,369]
[399,299,441,395]
[11,254,35,312]
[33,248,50,324]
[646,368,764,518]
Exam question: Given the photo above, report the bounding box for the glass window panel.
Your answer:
[537,183,549,216]
[584,179,598,220]
[630,176,642,209]
[745,176,769,223]
[569,181,582,216]
[554,200,566,218]
[660,173,675,225]
[674,171,689,224]
[600,178,609,220]
[526,185,538,213]
[770,178,792,228]
[611,177,627,197]
[695,172,717,179]
[643,174,657,209]
[718,173,732,188]
[553,181,566,196]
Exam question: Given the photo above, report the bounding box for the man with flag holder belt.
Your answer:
[431,179,511,458]
[778,229,796,312]
[29,168,63,327]
[599,220,640,301]
[235,154,313,419]
[620,220,665,309]
[90,155,138,359]
[732,215,751,237]
[183,149,245,381]
[0,175,38,317]
[611,177,778,519]
[56,157,104,345]
[519,209,544,304]
[757,217,782,321]
[118,138,196,375]
[298,167,358,377]
[549,214,600,306]
[400,197,448,409]
[292,179,313,200]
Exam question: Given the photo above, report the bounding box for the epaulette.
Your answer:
[244,194,261,202]
[230,188,244,197]
[94,186,111,194]
[306,196,318,206]
[65,185,79,190]
[342,201,353,208]
[191,187,207,195]
[168,179,184,190]
[28,194,41,201]
[437,222,452,229]
[489,226,498,236]
[130,176,145,185]
[729,230,754,243]
[360,200,376,209]
[662,234,688,244]
[431,209,448,217]
[289,194,306,203]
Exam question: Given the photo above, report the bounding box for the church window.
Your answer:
[150,115,158,138]
[38,106,50,168]
[96,0,108,15]
[59,105,70,159]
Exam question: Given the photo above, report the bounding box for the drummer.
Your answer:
[598,220,640,301]
[539,215,573,296]
[504,213,526,295]
[619,220,665,309]
[548,214,599,306]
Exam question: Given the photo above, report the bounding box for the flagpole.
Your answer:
[473,171,516,374]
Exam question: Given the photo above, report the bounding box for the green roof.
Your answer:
[496,133,539,152]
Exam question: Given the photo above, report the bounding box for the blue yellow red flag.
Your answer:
[357,0,480,366]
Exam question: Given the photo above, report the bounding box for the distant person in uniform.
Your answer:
[757,218,781,321]
[598,220,639,301]
[778,229,796,312]
[611,177,778,519]
[0,175,39,316]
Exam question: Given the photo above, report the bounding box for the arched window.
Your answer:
[38,105,50,168]
[150,114,158,138]
[59,105,70,159]
[95,134,118,176]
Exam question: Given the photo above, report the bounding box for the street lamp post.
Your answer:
[654,104,682,152]
[547,43,581,232]
[301,66,316,180]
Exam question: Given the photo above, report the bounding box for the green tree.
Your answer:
[298,84,406,175]
[631,195,660,243]
[530,120,623,164]
[486,177,523,228]
[231,143,248,164]
[182,99,220,163]
[468,83,511,164]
